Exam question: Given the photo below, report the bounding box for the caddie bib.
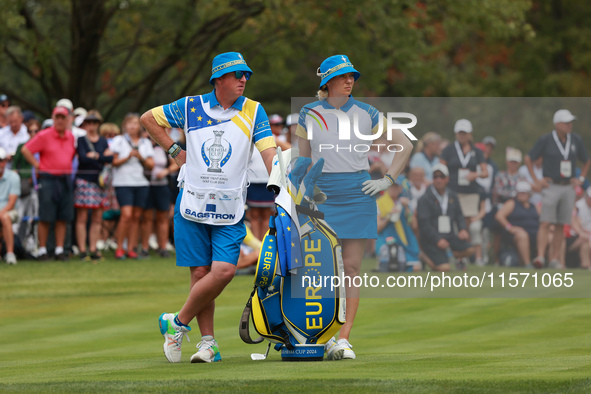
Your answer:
[180,96,260,225]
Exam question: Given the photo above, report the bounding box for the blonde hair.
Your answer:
[316,85,329,100]
[99,122,120,137]
[415,132,441,152]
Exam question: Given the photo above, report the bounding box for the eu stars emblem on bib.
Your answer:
[201,130,232,173]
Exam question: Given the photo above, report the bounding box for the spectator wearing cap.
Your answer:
[0,94,10,128]
[269,114,290,150]
[440,119,488,232]
[493,148,526,206]
[23,111,41,136]
[495,181,540,267]
[74,110,114,261]
[21,105,76,261]
[0,106,29,162]
[416,163,475,272]
[56,98,86,142]
[376,175,421,271]
[524,109,590,269]
[409,131,441,183]
[0,147,21,265]
[571,187,591,269]
[488,147,527,263]
[481,136,500,180]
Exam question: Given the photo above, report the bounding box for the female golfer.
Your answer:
[297,55,413,360]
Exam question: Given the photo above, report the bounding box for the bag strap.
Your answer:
[239,287,264,345]
[84,135,96,153]
[295,204,324,219]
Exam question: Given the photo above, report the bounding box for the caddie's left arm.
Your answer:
[362,122,414,196]
[261,147,277,175]
[140,110,186,168]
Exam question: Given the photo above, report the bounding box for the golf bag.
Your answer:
[239,150,346,361]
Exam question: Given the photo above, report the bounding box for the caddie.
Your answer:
[140,52,277,364]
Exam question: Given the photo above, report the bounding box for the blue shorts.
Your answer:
[174,189,246,267]
[115,186,150,209]
[146,185,171,211]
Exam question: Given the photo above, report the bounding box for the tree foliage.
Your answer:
[1,0,591,132]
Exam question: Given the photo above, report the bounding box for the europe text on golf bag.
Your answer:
[239,150,346,361]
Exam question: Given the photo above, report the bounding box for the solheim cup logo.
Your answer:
[201,130,232,173]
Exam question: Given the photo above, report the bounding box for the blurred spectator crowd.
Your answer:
[0,95,589,273]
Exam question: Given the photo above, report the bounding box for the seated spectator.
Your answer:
[376,177,420,272]
[417,163,475,272]
[495,181,540,267]
[571,187,591,269]
[75,110,113,261]
[0,147,21,264]
[0,106,29,162]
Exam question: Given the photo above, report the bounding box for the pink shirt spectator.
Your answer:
[24,126,76,175]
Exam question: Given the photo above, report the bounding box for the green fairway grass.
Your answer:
[1,256,590,393]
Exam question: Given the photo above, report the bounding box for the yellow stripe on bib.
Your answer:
[232,98,258,140]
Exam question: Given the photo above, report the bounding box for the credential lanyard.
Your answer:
[431,186,449,215]
[454,141,472,168]
[552,130,571,160]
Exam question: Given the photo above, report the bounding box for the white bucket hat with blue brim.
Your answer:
[317,55,360,88]
[209,52,253,85]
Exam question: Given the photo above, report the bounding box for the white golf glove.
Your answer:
[362,175,395,196]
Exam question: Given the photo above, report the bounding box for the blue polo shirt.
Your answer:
[0,169,21,210]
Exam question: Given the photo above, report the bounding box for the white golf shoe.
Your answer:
[325,337,356,360]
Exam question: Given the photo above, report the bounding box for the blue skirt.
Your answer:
[315,171,377,239]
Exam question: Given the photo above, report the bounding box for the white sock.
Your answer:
[38,247,47,255]
[55,246,64,255]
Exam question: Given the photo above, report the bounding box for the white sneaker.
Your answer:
[5,252,17,265]
[96,240,106,251]
[148,234,158,251]
[190,335,222,363]
[325,337,343,360]
[337,338,356,359]
[326,337,356,360]
[159,313,190,363]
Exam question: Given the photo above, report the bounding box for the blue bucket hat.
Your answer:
[209,52,253,85]
[317,55,360,88]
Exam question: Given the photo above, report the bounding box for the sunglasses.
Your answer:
[433,174,447,179]
[234,71,251,80]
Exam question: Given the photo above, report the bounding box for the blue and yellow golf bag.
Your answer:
[239,150,346,361]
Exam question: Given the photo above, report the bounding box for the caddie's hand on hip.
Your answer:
[362,177,393,196]
[174,150,187,168]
